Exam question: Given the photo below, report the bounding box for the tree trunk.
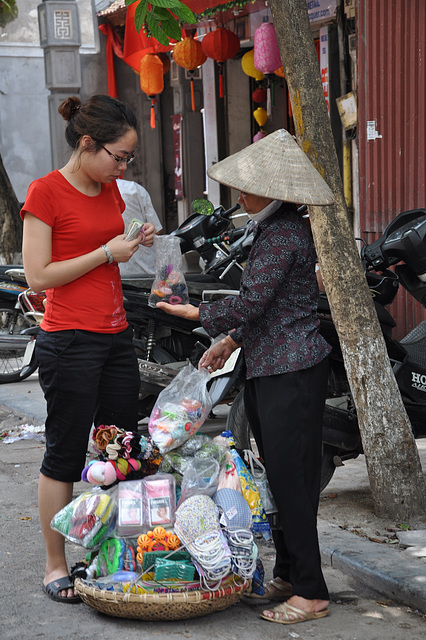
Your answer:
[269,0,425,520]
[0,154,23,264]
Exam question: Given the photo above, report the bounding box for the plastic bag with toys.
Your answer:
[50,486,118,550]
[148,363,212,453]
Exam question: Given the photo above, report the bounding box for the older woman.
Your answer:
[157,129,334,625]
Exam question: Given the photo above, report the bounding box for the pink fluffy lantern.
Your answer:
[254,23,282,116]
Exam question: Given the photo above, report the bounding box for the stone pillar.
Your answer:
[38,0,81,169]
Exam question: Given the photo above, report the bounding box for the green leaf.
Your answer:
[150,7,172,19]
[150,0,182,7]
[134,0,148,32]
[172,3,196,24]
[146,13,170,46]
[161,16,183,42]
[125,0,139,6]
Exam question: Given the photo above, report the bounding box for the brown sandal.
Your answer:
[261,601,329,624]
[246,578,292,600]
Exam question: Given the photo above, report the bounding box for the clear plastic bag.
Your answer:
[148,235,189,307]
[244,449,277,514]
[148,363,212,453]
[50,486,117,550]
[178,457,220,505]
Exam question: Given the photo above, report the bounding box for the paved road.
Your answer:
[0,375,425,639]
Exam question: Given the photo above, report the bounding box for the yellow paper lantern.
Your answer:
[253,107,268,128]
[241,49,264,82]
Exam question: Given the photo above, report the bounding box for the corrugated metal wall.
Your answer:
[357,0,426,338]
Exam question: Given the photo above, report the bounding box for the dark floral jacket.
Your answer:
[199,203,331,379]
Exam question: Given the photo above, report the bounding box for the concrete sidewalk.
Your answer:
[1,374,425,616]
[318,519,426,613]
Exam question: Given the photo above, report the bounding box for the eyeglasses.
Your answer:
[100,144,135,166]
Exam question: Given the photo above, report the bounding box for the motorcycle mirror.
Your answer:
[192,198,215,216]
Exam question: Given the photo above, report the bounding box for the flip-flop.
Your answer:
[245,577,292,600]
[42,576,81,604]
[261,601,329,624]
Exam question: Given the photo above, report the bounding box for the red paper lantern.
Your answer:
[173,37,207,111]
[140,54,164,129]
[202,27,240,98]
[252,87,267,104]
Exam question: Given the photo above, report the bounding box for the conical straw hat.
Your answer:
[207,129,334,205]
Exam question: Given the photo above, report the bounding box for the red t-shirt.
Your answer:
[21,170,128,333]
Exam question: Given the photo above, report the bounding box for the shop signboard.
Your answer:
[307,0,337,24]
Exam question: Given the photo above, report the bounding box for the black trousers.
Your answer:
[244,358,329,601]
[36,326,140,483]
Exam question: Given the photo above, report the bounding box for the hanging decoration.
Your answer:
[201,27,240,98]
[123,2,175,73]
[98,23,124,99]
[253,107,268,128]
[173,37,207,111]
[252,87,267,104]
[253,130,267,143]
[241,48,264,82]
[158,52,171,75]
[274,65,285,78]
[254,23,282,117]
[140,54,164,129]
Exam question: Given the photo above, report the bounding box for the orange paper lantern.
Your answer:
[202,27,240,98]
[140,54,164,129]
[173,37,207,111]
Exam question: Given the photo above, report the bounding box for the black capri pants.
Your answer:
[36,326,140,483]
[244,357,329,601]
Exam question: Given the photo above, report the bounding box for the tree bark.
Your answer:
[269,0,425,519]
[0,154,22,264]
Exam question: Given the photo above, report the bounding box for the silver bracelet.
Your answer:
[101,244,114,264]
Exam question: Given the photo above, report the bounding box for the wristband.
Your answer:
[101,244,114,264]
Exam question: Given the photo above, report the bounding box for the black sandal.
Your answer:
[42,576,81,604]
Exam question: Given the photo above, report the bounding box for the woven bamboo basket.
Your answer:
[75,577,247,620]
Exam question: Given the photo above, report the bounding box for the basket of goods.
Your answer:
[52,367,272,620]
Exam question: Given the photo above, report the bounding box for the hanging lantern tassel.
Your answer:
[266,76,272,117]
[218,62,225,98]
[150,96,157,128]
[189,71,196,111]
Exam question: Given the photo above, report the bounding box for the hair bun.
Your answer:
[58,96,81,121]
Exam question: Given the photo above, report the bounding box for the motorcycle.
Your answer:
[121,199,254,420]
[228,208,426,491]
[0,267,43,383]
